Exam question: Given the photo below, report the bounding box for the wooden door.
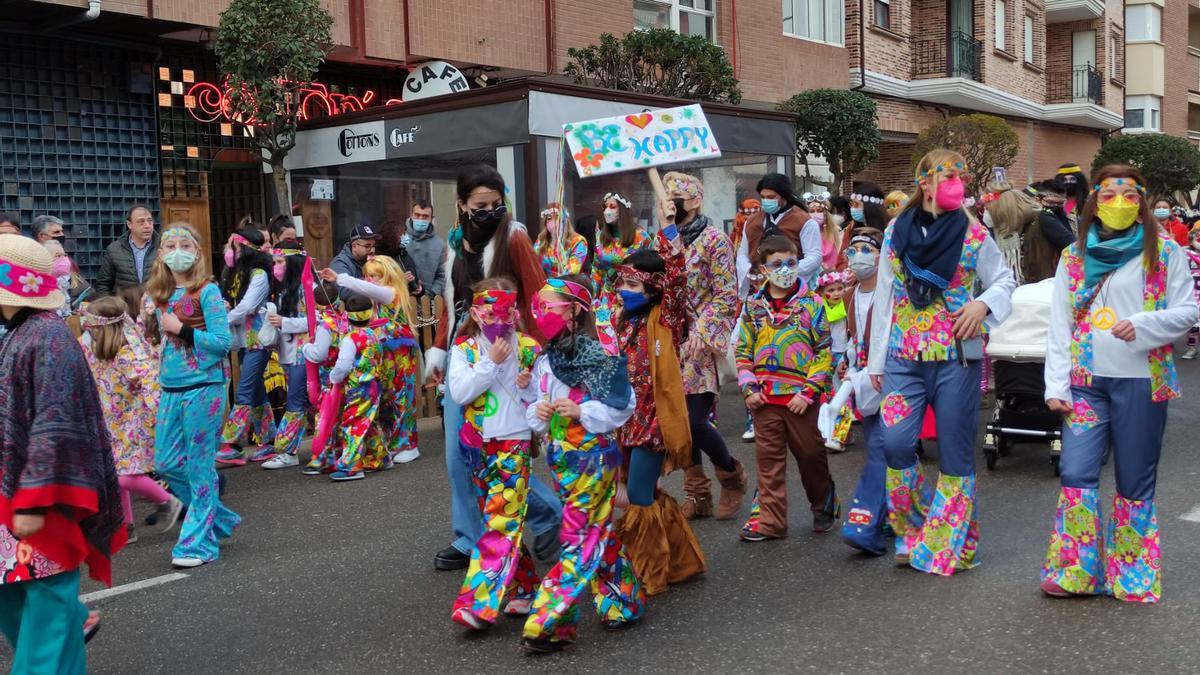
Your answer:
[301,200,334,268]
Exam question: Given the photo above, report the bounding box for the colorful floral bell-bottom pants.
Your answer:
[335,380,382,475]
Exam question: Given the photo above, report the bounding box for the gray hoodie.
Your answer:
[406,218,447,298]
[330,243,365,301]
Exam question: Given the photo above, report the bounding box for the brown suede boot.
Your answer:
[714,459,748,520]
[681,465,714,520]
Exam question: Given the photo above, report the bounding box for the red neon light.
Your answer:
[185,79,402,126]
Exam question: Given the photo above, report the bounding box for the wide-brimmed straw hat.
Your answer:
[0,233,66,311]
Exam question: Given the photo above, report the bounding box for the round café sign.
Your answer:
[403,61,470,102]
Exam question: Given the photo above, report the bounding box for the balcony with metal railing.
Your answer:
[913,30,983,82]
[1047,65,1103,105]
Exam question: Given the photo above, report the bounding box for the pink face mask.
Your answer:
[935,177,966,211]
[51,257,72,277]
[224,247,236,268]
[273,262,286,282]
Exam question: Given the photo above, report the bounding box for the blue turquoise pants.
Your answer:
[0,569,86,675]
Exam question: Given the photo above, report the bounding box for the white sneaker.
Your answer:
[171,557,206,569]
[263,453,299,470]
[825,440,845,453]
[1183,346,1198,360]
[394,448,421,464]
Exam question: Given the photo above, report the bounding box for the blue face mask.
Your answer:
[411,218,431,233]
[850,207,865,223]
[400,233,412,248]
[1153,208,1170,220]
[619,289,648,313]
[760,198,781,215]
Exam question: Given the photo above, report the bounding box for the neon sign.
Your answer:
[185,80,403,126]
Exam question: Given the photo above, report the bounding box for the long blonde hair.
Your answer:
[984,181,1035,238]
[904,148,972,219]
[536,202,578,249]
[83,296,129,361]
[363,255,417,332]
[146,222,209,305]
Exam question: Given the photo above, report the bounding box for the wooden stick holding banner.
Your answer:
[563,103,721,224]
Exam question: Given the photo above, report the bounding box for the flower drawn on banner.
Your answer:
[573,148,605,176]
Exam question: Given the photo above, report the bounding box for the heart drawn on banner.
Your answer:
[625,113,653,129]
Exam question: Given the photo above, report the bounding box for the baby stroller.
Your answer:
[982,279,1063,475]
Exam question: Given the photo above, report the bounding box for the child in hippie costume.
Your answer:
[324,295,385,482]
[522,276,644,655]
[592,192,648,355]
[737,236,839,539]
[145,224,240,568]
[613,239,709,595]
[300,281,350,476]
[816,269,855,452]
[80,297,182,543]
[535,203,589,277]
[868,149,1016,576]
[448,280,542,630]
[1041,167,1197,603]
[263,240,313,470]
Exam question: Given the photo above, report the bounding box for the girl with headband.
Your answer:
[299,279,350,476]
[1040,165,1197,603]
[535,203,588,277]
[261,240,315,470]
[80,296,182,544]
[322,294,385,482]
[593,192,648,355]
[447,278,543,631]
[145,223,240,568]
[522,274,643,654]
[868,148,1016,576]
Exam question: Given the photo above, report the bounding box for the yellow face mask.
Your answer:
[1096,195,1140,231]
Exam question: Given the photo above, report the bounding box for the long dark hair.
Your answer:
[599,198,638,248]
[222,226,273,305]
[275,239,308,318]
[1078,164,1159,272]
[1057,163,1089,214]
[852,180,889,229]
[451,165,519,316]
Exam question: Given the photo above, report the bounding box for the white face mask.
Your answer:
[831,213,845,228]
[603,208,619,225]
[982,211,994,228]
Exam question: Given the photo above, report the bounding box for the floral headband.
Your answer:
[603,192,632,209]
[615,264,665,290]
[816,270,848,288]
[0,258,58,299]
[849,193,884,205]
[80,310,128,329]
[271,247,306,257]
[1092,177,1146,195]
[162,227,199,245]
[472,288,518,315]
[915,161,966,185]
[848,232,882,250]
[540,278,593,308]
[541,206,569,222]
[346,308,374,322]
[663,172,703,200]
[979,191,1002,206]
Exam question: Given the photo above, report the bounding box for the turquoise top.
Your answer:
[158,283,231,389]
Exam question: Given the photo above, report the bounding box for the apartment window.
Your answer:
[1109,31,1123,81]
[783,0,845,46]
[1023,13,1035,63]
[994,0,1006,51]
[874,0,890,31]
[1125,95,1162,132]
[1125,3,1161,42]
[634,0,715,41]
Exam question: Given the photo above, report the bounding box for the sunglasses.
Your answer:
[763,258,798,270]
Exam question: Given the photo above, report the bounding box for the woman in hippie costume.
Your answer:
[1040,165,1197,603]
[868,149,1017,576]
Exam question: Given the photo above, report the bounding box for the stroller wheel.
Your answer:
[985,449,998,471]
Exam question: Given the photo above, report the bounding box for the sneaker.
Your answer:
[504,598,532,616]
[434,545,470,571]
[740,530,770,543]
[301,463,325,476]
[263,453,300,470]
[825,440,845,453]
[125,525,138,545]
[329,470,364,482]
[394,448,421,464]
[366,457,394,473]
[248,445,276,463]
[171,557,206,569]
[741,419,755,443]
[813,512,837,533]
[523,637,569,655]
[452,607,486,631]
[215,446,246,467]
[83,610,101,644]
[1040,578,1075,598]
[1183,346,1198,360]
[155,497,184,533]
[603,616,641,631]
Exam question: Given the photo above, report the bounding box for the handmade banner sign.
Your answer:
[563,104,722,178]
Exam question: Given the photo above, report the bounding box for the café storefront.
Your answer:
[283,79,798,266]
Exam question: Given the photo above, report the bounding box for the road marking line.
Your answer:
[1180,505,1200,523]
[80,573,189,603]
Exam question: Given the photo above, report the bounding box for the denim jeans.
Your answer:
[284,362,308,413]
[234,348,270,407]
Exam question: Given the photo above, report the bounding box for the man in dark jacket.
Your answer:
[330,224,380,300]
[94,205,157,297]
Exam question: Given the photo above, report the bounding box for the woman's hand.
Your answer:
[318,268,337,283]
[267,313,282,327]
[516,369,532,389]
[1047,398,1072,415]
[1111,319,1136,342]
[488,337,512,364]
[159,311,183,336]
[951,301,989,340]
[535,402,554,422]
[12,513,44,538]
[552,398,581,420]
[870,374,883,392]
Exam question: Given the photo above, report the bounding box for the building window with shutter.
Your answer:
[634,0,716,42]
[874,0,890,31]
[1023,13,1035,64]
[994,0,1006,52]
[783,0,845,46]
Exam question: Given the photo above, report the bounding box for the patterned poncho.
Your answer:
[0,310,125,585]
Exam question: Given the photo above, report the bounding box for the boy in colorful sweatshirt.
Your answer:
[736,235,839,540]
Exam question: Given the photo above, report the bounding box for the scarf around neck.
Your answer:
[891,207,969,309]
[1083,224,1143,289]
[678,214,712,247]
[547,334,631,409]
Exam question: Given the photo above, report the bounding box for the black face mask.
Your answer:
[672,198,688,224]
[469,204,507,227]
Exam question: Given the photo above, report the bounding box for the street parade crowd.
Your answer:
[2,148,1200,669]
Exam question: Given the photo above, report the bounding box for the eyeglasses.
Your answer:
[763,258,798,270]
[843,244,876,256]
[353,240,377,250]
[1098,191,1140,205]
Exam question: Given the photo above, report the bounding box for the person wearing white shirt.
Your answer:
[866,150,1016,577]
[1039,169,1198,604]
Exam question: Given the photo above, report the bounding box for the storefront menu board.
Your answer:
[564,104,721,178]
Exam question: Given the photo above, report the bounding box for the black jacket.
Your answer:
[95,232,158,296]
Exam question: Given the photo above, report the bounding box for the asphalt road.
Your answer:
[7,365,1200,674]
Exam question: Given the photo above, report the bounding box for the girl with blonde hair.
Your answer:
[535,203,588,276]
[867,149,1016,576]
[980,181,1036,284]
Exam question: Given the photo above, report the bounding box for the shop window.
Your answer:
[874,0,890,31]
[1125,3,1161,43]
[1124,95,1162,133]
[783,0,845,46]
[634,0,715,42]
